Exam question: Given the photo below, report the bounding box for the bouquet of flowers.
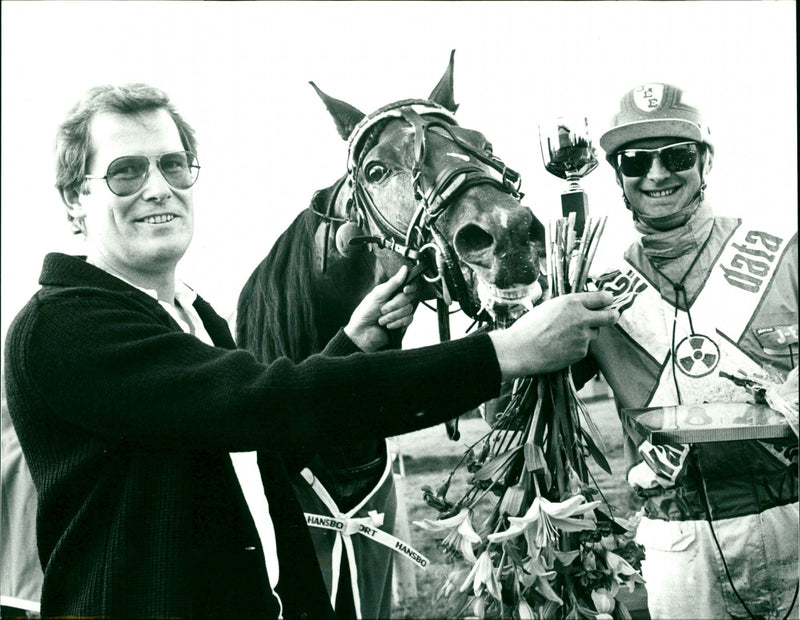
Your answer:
[415,214,644,619]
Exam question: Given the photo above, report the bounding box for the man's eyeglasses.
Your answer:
[85,151,200,196]
[614,141,699,177]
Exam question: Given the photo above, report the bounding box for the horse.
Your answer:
[236,51,545,619]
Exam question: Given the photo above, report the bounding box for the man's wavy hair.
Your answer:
[55,83,198,233]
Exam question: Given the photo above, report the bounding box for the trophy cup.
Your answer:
[539,117,598,236]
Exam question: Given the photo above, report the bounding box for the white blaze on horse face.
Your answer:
[447,152,471,162]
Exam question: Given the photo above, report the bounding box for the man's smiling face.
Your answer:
[618,137,704,221]
[69,108,195,280]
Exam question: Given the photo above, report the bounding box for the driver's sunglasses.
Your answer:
[84,151,200,197]
[614,141,699,177]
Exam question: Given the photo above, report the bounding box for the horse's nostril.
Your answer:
[454,224,494,256]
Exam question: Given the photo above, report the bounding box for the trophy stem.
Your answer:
[561,188,588,236]
[566,178,583,193]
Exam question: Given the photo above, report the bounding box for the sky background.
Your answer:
[2,1,797,348]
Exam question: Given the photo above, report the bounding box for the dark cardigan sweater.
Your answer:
[4,253,501,619]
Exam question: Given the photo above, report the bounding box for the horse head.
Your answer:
[312,50,545,326]
[237,50,546,367]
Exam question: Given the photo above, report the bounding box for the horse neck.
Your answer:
[236,183,384,365]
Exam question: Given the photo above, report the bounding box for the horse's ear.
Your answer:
[428,49,459,113]
[310,81,366,140]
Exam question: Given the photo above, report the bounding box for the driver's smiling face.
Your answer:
[68,108,195,280]
[619,137,704,220]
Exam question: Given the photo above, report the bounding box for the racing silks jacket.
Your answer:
[590,214,798,522]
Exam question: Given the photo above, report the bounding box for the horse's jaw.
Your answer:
[475,277,544,325]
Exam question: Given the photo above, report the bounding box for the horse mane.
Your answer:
[236,180,378,364]
[236,207,322,363]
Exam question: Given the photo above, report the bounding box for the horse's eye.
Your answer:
[364,162,388,183]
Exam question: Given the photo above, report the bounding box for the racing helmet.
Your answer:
[599,83,712,157]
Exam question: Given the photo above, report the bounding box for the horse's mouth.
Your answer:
[476,278,544,323]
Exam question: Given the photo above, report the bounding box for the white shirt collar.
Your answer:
[84,258,208,343]
[84,256,195,303]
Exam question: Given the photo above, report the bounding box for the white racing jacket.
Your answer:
[590,214,798,521]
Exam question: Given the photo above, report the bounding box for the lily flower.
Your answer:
[460,549,502,601]
[517,548,563,605]
[414,508,481,563]
[517,598,535,619]
[472,594,487,617]
[488,494,601,548]
[438,566,471,598]
[552,548,581,568]
[604,549,645,592]
[590,587,616,619]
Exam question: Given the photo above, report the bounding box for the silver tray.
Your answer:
[621,403,792,444]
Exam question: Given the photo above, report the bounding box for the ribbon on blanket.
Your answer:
[304,511,429,569]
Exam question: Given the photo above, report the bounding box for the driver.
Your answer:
[586,82,798,620]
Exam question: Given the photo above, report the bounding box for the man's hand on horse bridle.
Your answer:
[344,265,420,352]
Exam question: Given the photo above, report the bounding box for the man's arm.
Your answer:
[13,288,615,455]
[14,290,499,453]
[488,291,618,379]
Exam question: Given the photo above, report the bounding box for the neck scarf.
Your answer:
[635,201,714,262]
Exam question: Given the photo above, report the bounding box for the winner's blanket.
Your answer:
[291,447,428,619]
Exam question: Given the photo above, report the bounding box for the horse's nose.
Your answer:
[453,206,533,264]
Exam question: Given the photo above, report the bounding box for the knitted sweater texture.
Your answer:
[4,253,501,618]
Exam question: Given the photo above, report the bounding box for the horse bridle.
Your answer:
[340,99,524,321]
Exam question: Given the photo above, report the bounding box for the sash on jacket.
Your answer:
[593,223,797,518]
[603,223,791,408]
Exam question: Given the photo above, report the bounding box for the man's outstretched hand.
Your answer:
[489,291,619,379]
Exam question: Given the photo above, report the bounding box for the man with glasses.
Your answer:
[585,82,798,619]
[3,83,619,618]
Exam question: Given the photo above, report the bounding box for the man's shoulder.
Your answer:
[720,217,798,263]
[6,272,164,347]
[35,253,160,306]
[40,253,130,291]
[722,216,797,242]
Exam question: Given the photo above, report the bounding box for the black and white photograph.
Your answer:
[2,2,797,619]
